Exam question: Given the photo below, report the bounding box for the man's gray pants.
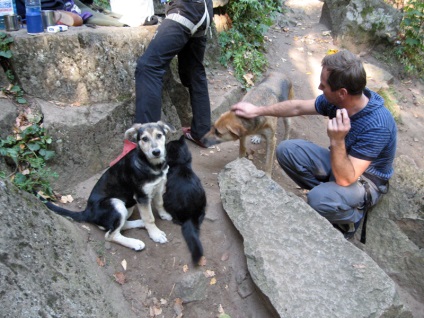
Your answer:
[276,139,384,224]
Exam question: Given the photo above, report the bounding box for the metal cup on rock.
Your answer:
[41,10,58,29]
[4,15,23,31]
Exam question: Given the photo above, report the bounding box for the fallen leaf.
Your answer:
[96,256,105,267]
[81,225,91,232]
[243,73,254,86]
[60,194,74,203]
[121,259,127,271]
[221,252,229,261]
[210,277,217,285]
[173,298,184,316]
[182,264,189,273]
[326,48,339,55]
[150,306,162,317]
[204,269,215,278]
[113,272,126,285]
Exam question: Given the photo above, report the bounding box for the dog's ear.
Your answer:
[124,123,143,141]
[226,122,247,137]
[157,121,176,135]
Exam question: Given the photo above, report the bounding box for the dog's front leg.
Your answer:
[239,136,248,158]
[263,128,276,177]
[153,181,172,221]
[137,202,168,243]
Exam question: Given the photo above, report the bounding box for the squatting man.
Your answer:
[231,50,397,239]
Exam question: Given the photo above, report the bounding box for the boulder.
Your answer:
[218,158,412,317]
[6,24,220,191]
[320,0,402,53]
[0,179,136,318]
[0,98,17,140]
[364,155,424,305]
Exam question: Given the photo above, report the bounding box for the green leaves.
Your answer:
[395,0,424,78]
[218,0,281,86]
[0,117,58,196]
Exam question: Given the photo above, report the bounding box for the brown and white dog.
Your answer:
[201,72,294,177]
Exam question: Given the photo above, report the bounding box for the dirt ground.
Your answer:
[61,1,424,317]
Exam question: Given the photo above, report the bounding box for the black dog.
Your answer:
[44,121,175,251]
[163,135,206,264]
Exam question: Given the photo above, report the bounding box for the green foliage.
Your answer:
[218,0,281,86]
[394,0,424,78]
[0,32,13,58]
[4,70,27,104]
[378,88,402,124]
[93,0,111,10]
[0,116,58,196]
[0,32,27,103]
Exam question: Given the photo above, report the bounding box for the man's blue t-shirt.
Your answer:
[315,88,397,181]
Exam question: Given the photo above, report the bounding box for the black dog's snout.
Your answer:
[152,149,161,157]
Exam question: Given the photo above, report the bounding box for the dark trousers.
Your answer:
[134,18,211,140]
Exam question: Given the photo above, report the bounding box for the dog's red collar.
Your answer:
[109,140,137,167]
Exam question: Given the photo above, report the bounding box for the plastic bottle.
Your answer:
[25,0,43,34]
[0,0,17,30]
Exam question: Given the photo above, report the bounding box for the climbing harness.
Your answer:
[166,0,211,36]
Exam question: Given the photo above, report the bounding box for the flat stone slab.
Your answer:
[218,158,411,317]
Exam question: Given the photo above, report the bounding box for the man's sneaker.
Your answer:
[333,219,362,240]
[182,127,214,149]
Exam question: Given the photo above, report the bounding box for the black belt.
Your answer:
[362,172,388,188]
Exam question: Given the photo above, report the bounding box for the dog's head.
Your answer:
[166,135,192,166]
[125,121,176,165]
[200,111,248,147]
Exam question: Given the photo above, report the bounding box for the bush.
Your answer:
[0,115,58,196]
[393,0,424,79]
[218,0,281,86]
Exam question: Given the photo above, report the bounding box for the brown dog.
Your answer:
[201,72,294,177]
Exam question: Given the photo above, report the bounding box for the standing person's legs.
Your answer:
[135,19,191,123]
[178,36,211,140]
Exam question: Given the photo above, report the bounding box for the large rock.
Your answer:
[218,158,412,317]
[320,0,402,53]
[0,179,136,317]
[364,155,424,305]
[6,25,221,191]
[0,98,17,140]
[11,27,155,104]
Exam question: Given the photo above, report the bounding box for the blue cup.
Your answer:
[26,8,43,34]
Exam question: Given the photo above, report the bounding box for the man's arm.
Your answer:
[328,109,371,186]
[231,99,318,118]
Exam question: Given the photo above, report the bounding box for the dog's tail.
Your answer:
[44,200,89,222]
[181,219,204,264]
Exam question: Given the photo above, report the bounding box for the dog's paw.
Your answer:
[250,135,262,144]
[158,210,173,221]
[149,227,168,244]
[129,239,146,251]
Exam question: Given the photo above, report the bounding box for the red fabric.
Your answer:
[110,139,137,167]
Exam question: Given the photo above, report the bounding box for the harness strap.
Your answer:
[166,0,210,36]
[359,178,373,244]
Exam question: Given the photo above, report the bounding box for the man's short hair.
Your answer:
[321,50,367,95]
